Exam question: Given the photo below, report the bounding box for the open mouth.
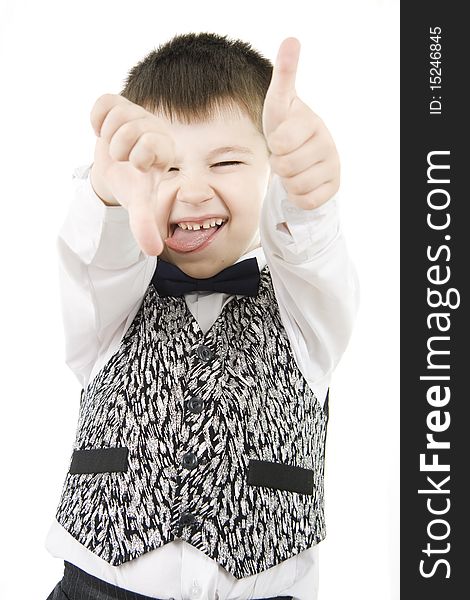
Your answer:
[168,220,226,236]
[165,220,227,253]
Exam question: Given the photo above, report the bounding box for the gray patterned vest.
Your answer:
[55,263,329,579]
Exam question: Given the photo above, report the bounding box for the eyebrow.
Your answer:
[206,145,254,160]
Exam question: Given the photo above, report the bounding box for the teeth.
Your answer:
[176,218,226,230]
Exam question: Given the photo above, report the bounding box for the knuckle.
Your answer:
[267,133,288,155]
[93,93,113,110]
[101,92,119,104]
[108,144,123,162]
[278,125,300,154]
[108,137,130,161]
[311,183,335,207]
[93,94,122,116]
[281,155,297,177]
[144,132,174,167]
[139,130,155,147]
[109,103,130,122]
[118,121,141,144]
[286,174,306,196]
[310,113,323,130]
[129,141,152,171]
[272,154,295,178]
[331,178,340,195]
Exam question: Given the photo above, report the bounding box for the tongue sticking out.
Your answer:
[165,225,221,253]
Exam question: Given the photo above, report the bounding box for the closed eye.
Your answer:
[166,161,243,174]
[211,161,242,167]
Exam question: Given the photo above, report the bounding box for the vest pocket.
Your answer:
[247,459,314,495]
[69,447,129,474]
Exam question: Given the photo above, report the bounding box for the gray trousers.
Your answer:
[47,561,293,600]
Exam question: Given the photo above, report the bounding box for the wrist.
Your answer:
[90,163,120,206]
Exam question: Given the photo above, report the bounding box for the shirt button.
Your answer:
[196,345,213,362]
[181,452,198,470]
[179,512,196,527]
[186,396,204,414]
[190,580,202,599]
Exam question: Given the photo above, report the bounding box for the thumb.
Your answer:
[263,38,301,136]
[128,201,164,257]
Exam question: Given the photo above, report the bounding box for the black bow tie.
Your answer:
[152,257,260,297]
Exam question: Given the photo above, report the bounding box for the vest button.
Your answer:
[186,396,204,414]
[179,512,196,527]
[181,452,198,470]
[196,345,213,362]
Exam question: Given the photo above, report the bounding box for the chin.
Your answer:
[184,263,224,279]
[160,245,242,279]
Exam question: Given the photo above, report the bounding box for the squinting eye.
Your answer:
[167,167,179,172]
[212,161,242,167]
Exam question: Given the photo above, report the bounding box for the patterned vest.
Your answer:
[55,264,329,579]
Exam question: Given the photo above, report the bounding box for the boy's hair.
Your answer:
[120,32,273,132]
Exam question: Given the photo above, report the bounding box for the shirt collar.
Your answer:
[234,244,266,272]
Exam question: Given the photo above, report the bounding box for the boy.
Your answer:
[46,33,359,600]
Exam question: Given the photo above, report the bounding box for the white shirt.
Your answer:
[45,164,360,600]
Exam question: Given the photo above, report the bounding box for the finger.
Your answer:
[269,135,327,178]
[128,131,175,172]
[108,118,171,163]
[90,94,130,137]
[108,118,148,162]
[268,38,301,101]
[262,40,301,137]
[127,199,164,256]
[282,160,337,197]
[267,102,322,155]
[99,102,148,145]
[288,181,339,210]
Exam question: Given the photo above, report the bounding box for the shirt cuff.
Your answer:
[261,174,341,264]
[73,163,130,223]
[60,164,142,268]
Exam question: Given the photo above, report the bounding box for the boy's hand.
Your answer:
[90,94,175,256]
[262,38,340,210]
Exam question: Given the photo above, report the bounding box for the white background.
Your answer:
[0,0,399,598]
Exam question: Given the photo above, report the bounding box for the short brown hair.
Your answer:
[120,32,273,132]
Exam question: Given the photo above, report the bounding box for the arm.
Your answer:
[259,38,359,401]
[260,174,360,399]
[57,164,156,388]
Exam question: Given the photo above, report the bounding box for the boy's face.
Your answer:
[155,106,272,279]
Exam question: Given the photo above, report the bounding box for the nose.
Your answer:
[176,175,214,206]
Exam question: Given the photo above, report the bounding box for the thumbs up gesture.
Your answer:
[262,38,340,210]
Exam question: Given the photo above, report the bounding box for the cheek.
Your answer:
[240,178,265,215]
[235,169,268,197]
[229,197,263,235]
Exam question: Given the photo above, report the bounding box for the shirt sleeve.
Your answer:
[259,174,360,399]
[56,164,156,388]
